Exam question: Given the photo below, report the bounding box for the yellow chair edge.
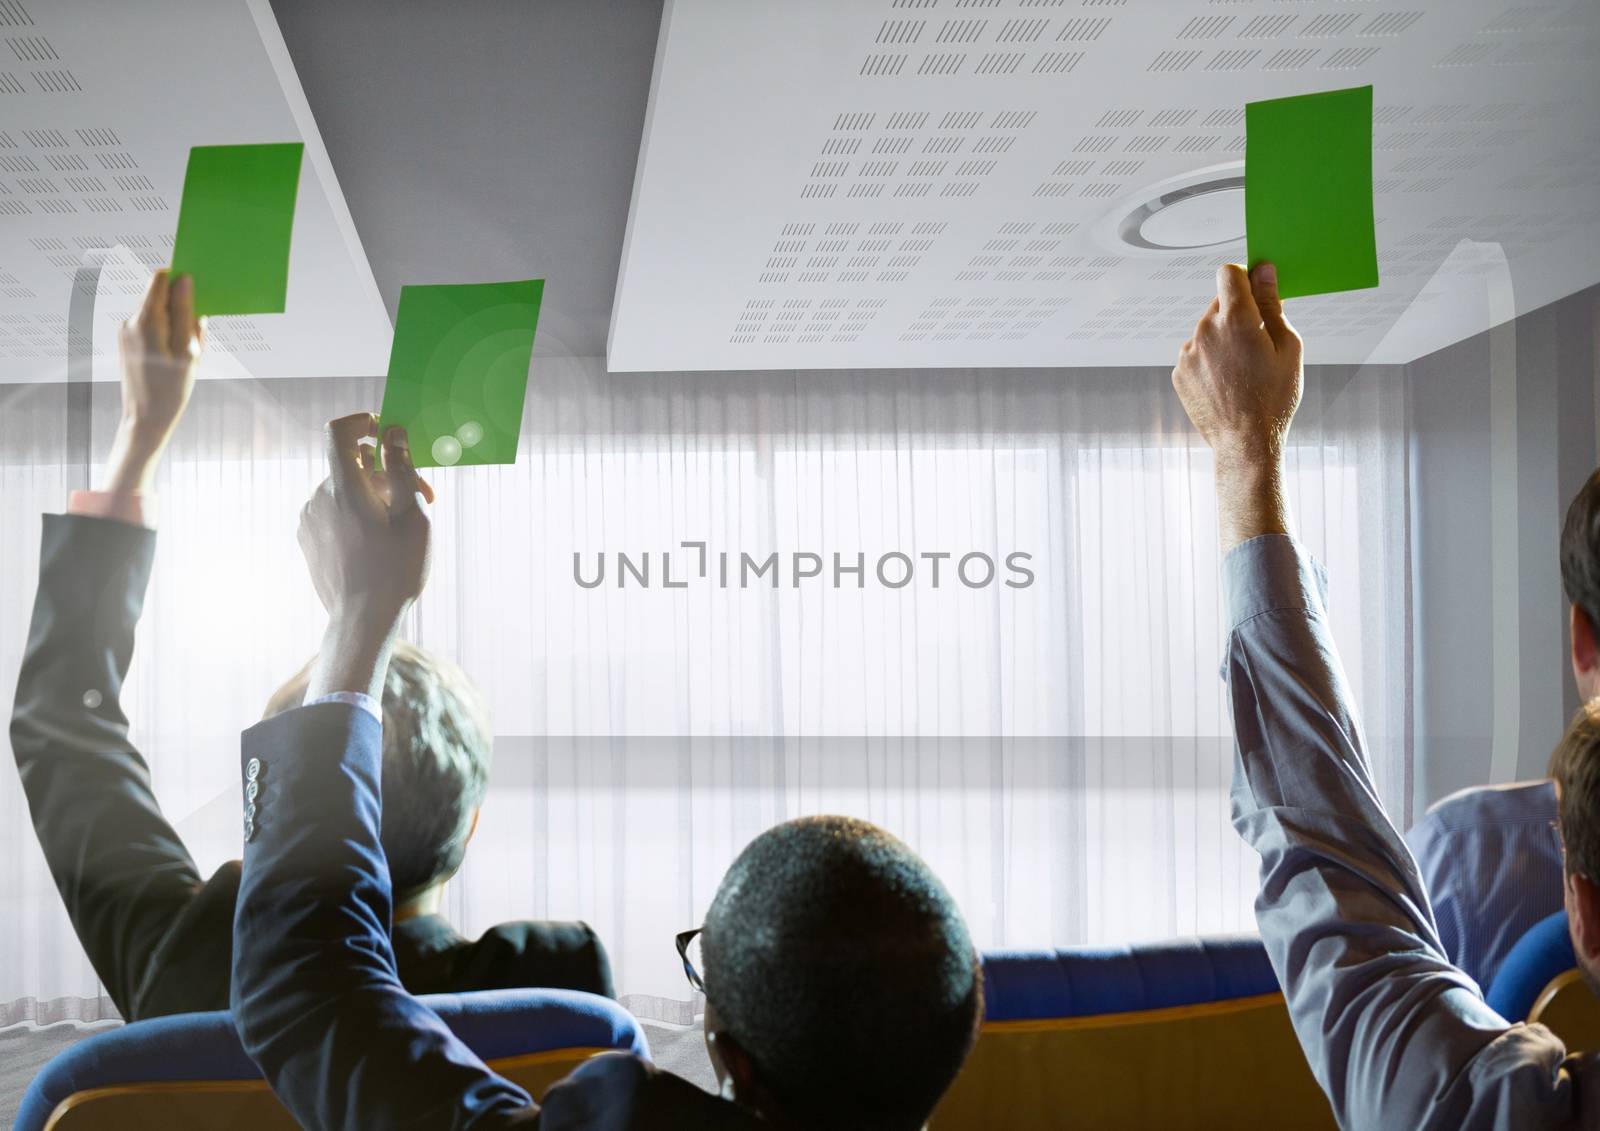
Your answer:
[978,990,1287,1035]
[41,1045,621,1131]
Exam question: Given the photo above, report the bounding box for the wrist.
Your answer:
[1214,455,1291,552]
[1211,433,1281,478]
[306,613,404,702]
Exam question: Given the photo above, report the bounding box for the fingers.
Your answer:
[324,413,379,500]
[1215,263,1260,325]
[381,426,428,515]
[1250,262,1298,354]
[168,274,199,361]
[134,269,172,354]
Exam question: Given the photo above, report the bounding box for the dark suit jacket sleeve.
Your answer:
[231,703,535,1130]
[10,513,205,1018]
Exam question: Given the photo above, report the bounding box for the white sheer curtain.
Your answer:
[0,357,1409,1024]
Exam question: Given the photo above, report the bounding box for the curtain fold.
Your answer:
[0,357,1409,1023]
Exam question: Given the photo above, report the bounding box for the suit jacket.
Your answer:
[232,704,761,1129]
[10,513,611,1022]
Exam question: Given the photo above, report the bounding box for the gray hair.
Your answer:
[264,642,493,899]
[378,641,493,899]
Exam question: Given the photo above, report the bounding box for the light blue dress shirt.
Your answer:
[307,690,382,722]
[1223,534,1594,1129]
[1406,780,1564,992]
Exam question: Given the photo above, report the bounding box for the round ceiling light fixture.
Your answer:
[1121,178,1245,250]
[1094,162,1248,258]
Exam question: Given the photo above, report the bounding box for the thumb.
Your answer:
[1251,262,1294,351]
[1216,263,1260,323]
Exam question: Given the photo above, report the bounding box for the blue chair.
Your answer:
[930,937,1337,1130]
[14,989,646,1131]
[1485,909,1600,1052]
[1486,909,1575,1022]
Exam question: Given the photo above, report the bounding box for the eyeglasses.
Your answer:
[676,927,705,994]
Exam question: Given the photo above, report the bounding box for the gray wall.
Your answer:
[1409,284,1600,817]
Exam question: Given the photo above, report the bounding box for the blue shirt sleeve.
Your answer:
[230,702,534,1130]
[1222,535,1582,1130]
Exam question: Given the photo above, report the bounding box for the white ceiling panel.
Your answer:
[0,0,391,383]
[610,0,1600,371]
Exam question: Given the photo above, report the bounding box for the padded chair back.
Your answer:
[930,937,1336,1130]
[1528,970,1600,1054]
[14,989,647,1131]
[1485,910,1576,1022]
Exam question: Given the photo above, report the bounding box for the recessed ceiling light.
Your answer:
[1121,177,1245,251]
[1100,162,1248,257]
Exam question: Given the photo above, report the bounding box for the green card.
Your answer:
[1246,85,1379,299]
[378,280,543,469]
[170,143,304,316]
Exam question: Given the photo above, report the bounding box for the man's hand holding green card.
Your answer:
[379,280,543,469]
[1246,84,1379,299]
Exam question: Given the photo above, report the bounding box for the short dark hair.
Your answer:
[1560,469,1600,631]
[700,816,982,1130]
[1551,703,1600,882]
[265,642,492,900]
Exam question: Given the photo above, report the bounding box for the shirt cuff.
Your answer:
[67,489,155,529]
[1222,534,1330,630]
[305,691,382,723]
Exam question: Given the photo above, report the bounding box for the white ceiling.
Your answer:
[609,0,1600,371]
[0,0,392,383]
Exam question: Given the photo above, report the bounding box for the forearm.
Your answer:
[305,609,405,701]
[100,416,176,495]
[1214,447,1291,552]
[233,706,529,1128]
[1222,537,1544,1128]
[11,515,154,758]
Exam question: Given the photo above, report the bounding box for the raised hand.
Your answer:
[300,414,435,701]
[104,269,204,494]
[1171,263,1304,549]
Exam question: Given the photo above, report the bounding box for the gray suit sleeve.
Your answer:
[1222,534,1582,1131]
[10,513,202,1019]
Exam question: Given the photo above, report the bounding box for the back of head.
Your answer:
[701,816,982,1130]
[264,642,492,901]
[1561,469,1600,631]
[1553,701,1600,885]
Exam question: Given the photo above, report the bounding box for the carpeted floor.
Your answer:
[0,1019,123,1126]
[0,1016,716,1126]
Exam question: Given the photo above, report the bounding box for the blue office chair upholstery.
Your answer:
[1486,910,1574,1022]
[980,935,1278,1020]
[15,988,646,1131]
[931,936,1337,1130]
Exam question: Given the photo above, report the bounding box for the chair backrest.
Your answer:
[14,989,647,1131]
[930,937,1337,1131]
[1528,969,1600,1053]
[1486,909,1575,1022]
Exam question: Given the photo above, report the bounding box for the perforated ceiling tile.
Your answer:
[610,0,1600,371]
[0,0,390,383]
